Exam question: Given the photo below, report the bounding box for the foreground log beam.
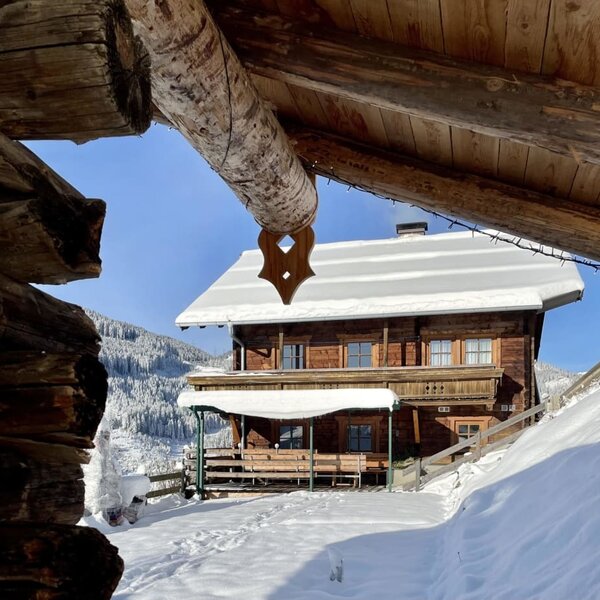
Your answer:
[0,438,87,524]
[214,4,600,164]
[125,0,316,236]
[0,274,100,354]
[288,128,600,262]
[0,0,151,142]
[0,523,123,599]
[0,352,107,445]
[0,133,105,283]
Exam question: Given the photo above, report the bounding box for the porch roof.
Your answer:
[177,388,398,419]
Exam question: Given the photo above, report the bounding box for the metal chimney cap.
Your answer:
[396,222,428,236]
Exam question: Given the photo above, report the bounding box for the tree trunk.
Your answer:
[125,0,317,235]
[0,524,123,600]
[0,0,151,142]
[289,127,600,263]
[0,275,100,354]
[0,439,86,524]
[0,132,105,283]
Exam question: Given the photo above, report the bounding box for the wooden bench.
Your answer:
[187,448,389,488]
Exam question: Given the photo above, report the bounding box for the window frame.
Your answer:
[282,343,305,370]
[345,340,375,368]
[463,337,494,365]
[347,423,373,452]
[428,339,454,366]
[278,423,305,449]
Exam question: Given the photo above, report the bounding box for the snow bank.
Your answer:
[98,385,600,599]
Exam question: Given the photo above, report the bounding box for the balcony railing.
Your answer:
[188,365,504,407]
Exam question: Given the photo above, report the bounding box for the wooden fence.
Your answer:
[146,471,186,499]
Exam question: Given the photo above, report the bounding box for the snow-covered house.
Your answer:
[177,229,584,462]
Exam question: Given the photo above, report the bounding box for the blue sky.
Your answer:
[31,124,598,371]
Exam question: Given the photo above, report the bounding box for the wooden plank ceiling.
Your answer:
[209,0,600,210]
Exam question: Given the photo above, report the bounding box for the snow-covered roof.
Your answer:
[177,388,398,418]
[176,231,584,327]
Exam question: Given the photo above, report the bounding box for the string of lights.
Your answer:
[307,161,600,273]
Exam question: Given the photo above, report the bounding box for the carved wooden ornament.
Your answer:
[258,226,316,305]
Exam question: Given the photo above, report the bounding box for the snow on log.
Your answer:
[125,0,317,235]
[0,0,151,142]
[0,275,100,354]
[0,438,87,524]
[0,132,105,283]
[0,523,123,599]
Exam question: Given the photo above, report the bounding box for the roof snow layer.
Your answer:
[176,231,584,327]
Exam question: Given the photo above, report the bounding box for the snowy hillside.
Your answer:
[87,310,231,473]
[535,360,580,398]
[93,372,600,599]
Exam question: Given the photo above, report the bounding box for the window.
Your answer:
[347,342,372,368]
[430,340,453,366]
[279,425,303,449]
[283,344,304,369]
[456,422,480,442]
[348,424,372,452]
[464,338,493,364]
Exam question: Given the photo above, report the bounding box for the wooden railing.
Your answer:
[401,401,549,491]
[402,358,600,491]
[146,471,186,499]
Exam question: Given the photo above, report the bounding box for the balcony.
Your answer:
[188,365,504,408]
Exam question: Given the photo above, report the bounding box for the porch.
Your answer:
[177,388,399,497]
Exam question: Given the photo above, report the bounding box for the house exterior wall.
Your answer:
[233,310,536,458]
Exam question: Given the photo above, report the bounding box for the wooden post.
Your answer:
[412,409,421,448]
[474,431,482,461]
[278,327,284,370]
[387,409,393,492]
[309,417,314,492]
[414,457,421,492]
[383,321,389,368]
[0,0,151,142]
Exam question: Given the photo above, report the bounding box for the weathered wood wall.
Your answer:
[0,0,151,595]
[237,310,534,457]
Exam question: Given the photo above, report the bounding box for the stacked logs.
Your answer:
[0,1,151,597]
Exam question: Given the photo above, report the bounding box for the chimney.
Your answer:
[396,222,428,237]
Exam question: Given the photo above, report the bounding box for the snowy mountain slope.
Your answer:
[99,383,600,599]
[534,360,581,399]
[87,310,231,473]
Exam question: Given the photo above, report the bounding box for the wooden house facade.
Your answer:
[178,229,584,459]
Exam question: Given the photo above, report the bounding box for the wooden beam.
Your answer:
[287,128,600,262]
[125,0,317,236]
[0,133,105,284]
[0,439,86,524]
[0,275,100,354]
[213,3,600,164]
[0,523,123,599]
[0,0,151,142]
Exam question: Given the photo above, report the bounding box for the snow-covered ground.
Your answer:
[87,383,600,599]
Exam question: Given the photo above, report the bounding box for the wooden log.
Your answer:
[0,132,105,284]
[0,351,105,389]
[125,0,317,235]
[0,523,123,599]
[0,438,87,524]
[0,0,151,142]
[213,3,600,164]
[0,353,107,444]
[288,128,600,262]
[0,274,100,354]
